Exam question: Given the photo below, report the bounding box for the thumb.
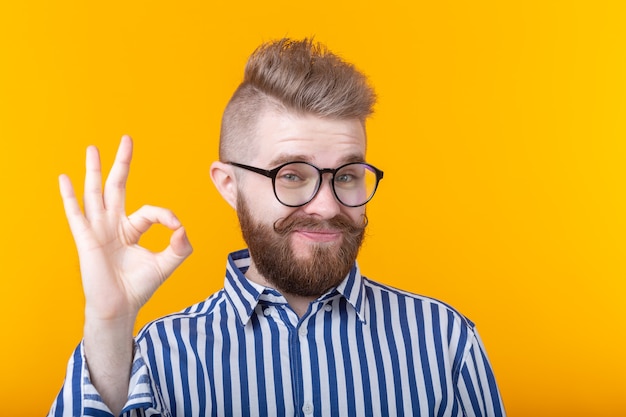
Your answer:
[170,227,193,257]
[155,227,193,278]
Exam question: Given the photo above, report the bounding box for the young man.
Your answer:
[49,39,506,416]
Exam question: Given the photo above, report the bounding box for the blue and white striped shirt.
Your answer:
[49,249,506,417]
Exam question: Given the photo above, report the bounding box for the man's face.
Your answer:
[235,110,368,297]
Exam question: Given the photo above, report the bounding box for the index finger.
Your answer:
[103,135,133,212]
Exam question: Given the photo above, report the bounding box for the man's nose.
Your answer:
[301,177,341,219]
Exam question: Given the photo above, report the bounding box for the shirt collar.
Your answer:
[223,249,368,325]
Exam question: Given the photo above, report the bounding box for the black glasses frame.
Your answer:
[228,161,384,208]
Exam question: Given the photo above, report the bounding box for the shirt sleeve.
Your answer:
[455,329,507,417]
[47,341,168,417]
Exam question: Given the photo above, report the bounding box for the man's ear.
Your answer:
[210,161,238,210]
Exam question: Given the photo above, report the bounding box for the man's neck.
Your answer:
[244,261,316,318]
[282,293,314,318]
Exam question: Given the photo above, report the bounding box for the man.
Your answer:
[49,38,506,416]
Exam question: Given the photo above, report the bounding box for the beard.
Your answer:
[237,197,366,297]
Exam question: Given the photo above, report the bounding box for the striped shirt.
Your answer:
[49,249,506,417]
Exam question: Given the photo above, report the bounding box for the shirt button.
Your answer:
[324,304,332,312]
[302,402,314,415]
[263,307,273,317]
[298,326,307,337]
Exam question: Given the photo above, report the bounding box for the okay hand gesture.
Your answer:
[59,136,193,322]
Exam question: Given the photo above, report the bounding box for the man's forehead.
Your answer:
[252,110,366,160]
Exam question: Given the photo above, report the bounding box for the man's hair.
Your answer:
[219,38,377,162]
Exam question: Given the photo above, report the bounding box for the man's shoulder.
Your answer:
[361,277,476,329]
[135,288,229,338]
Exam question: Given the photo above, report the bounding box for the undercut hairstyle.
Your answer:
[219,38,377,162]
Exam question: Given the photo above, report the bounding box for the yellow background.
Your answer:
[1,1,625,416]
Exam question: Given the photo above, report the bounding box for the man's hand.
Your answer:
[60,135,192,320]
[58,135,193,414]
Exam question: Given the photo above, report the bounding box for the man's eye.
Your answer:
[281,173,303,182]
[336,174,354,183]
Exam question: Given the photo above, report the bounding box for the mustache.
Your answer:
[273,213,368,237]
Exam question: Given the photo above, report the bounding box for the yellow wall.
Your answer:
[1,1,625,415]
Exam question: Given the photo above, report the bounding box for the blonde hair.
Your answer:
[219,38,376,161]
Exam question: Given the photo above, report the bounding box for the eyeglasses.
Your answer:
[228,161,384,207]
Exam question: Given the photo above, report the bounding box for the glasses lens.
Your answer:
[334,163,379,207]
[274,162,320,206]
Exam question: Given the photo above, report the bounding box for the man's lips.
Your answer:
[294,229,343,243]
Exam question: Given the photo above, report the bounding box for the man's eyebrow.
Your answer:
[268,153,366,168]
[269,154,312,167]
